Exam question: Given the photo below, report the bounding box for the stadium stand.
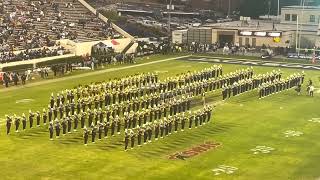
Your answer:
[0,0,131,64]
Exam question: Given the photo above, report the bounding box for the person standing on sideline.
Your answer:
[309,85,315,97]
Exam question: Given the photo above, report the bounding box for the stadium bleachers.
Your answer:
[0,0,123,52]
[0,0,126,64]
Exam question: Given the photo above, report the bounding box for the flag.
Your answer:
[111,39,120,46]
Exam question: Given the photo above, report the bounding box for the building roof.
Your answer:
[203,20,318,32]
[117,9,154,14]
[162,11,200,15]
[282,6,320,10]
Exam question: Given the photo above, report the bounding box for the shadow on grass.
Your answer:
[129,121,240,158]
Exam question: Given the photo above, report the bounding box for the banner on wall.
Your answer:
[239,31,282,37]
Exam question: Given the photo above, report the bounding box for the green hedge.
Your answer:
[36,56,83,67]
[1,56,84,72]
[1,64,34,72]
[92,52,117,59]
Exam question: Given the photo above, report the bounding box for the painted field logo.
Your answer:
[283,130,303,138]
[168,141,221,160]
[309,118,320,123]
[15,99,35,104]
[212,165,238,176]
[251,146,275,154]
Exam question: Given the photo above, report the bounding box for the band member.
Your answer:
[36,111,41,127]
[195,114,199,128]
[181,114,186,131]
[124,130,129,151]
[154,121,160,140]
[189,113,193,129]
[80,112,86,128]
[143,126,148,144]
[83,127,89,145]
[174,117,179,133]
[98,123,104,140]
[91,126,97,143]
[29,110,34,128]
[116,116,121,135]
[43,109,48,125]
[67,116,72,133]
[55,120,61,138]
[14,115,20,132]
[49,122,54,140]
[6,115,12,135]
[111,120,116,137]
[147,124,152,143]
[137,127,142,146]
[104,121,110,138]
[130,130,135,149]
[22,114,27,131]
[74,115,79,131]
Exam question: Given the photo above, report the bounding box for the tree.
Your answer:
[240,0,267,17]
[240,0,307,17]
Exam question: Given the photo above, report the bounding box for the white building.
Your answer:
[281,6,320,25]
[172,6,320,48]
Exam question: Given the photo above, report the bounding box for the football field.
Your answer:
[1,54,320,180]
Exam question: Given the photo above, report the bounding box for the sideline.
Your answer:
[185,55,320,70]
[0,55,191,93]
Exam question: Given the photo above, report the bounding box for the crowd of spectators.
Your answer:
[2,71,28,87]
[0,45,70,64]
[0,0,56,51]
[0,0,124,65]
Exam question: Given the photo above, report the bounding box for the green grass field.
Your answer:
[1,54,320,180]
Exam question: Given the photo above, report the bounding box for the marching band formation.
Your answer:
[258,73,304,98]
[4,64,305,151]
[222,70,282,100]
[123,105,213,151]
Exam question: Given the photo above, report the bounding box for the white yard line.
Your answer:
[0,55,191,93]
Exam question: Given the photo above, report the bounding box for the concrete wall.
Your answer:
[172,30,188,44]
[0,54,75,70]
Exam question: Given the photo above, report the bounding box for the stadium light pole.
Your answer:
[298,0,307,56]
[296,15,299,54]
[277,0,280,20]
[168,0,173,33]
[228,0,231,18]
